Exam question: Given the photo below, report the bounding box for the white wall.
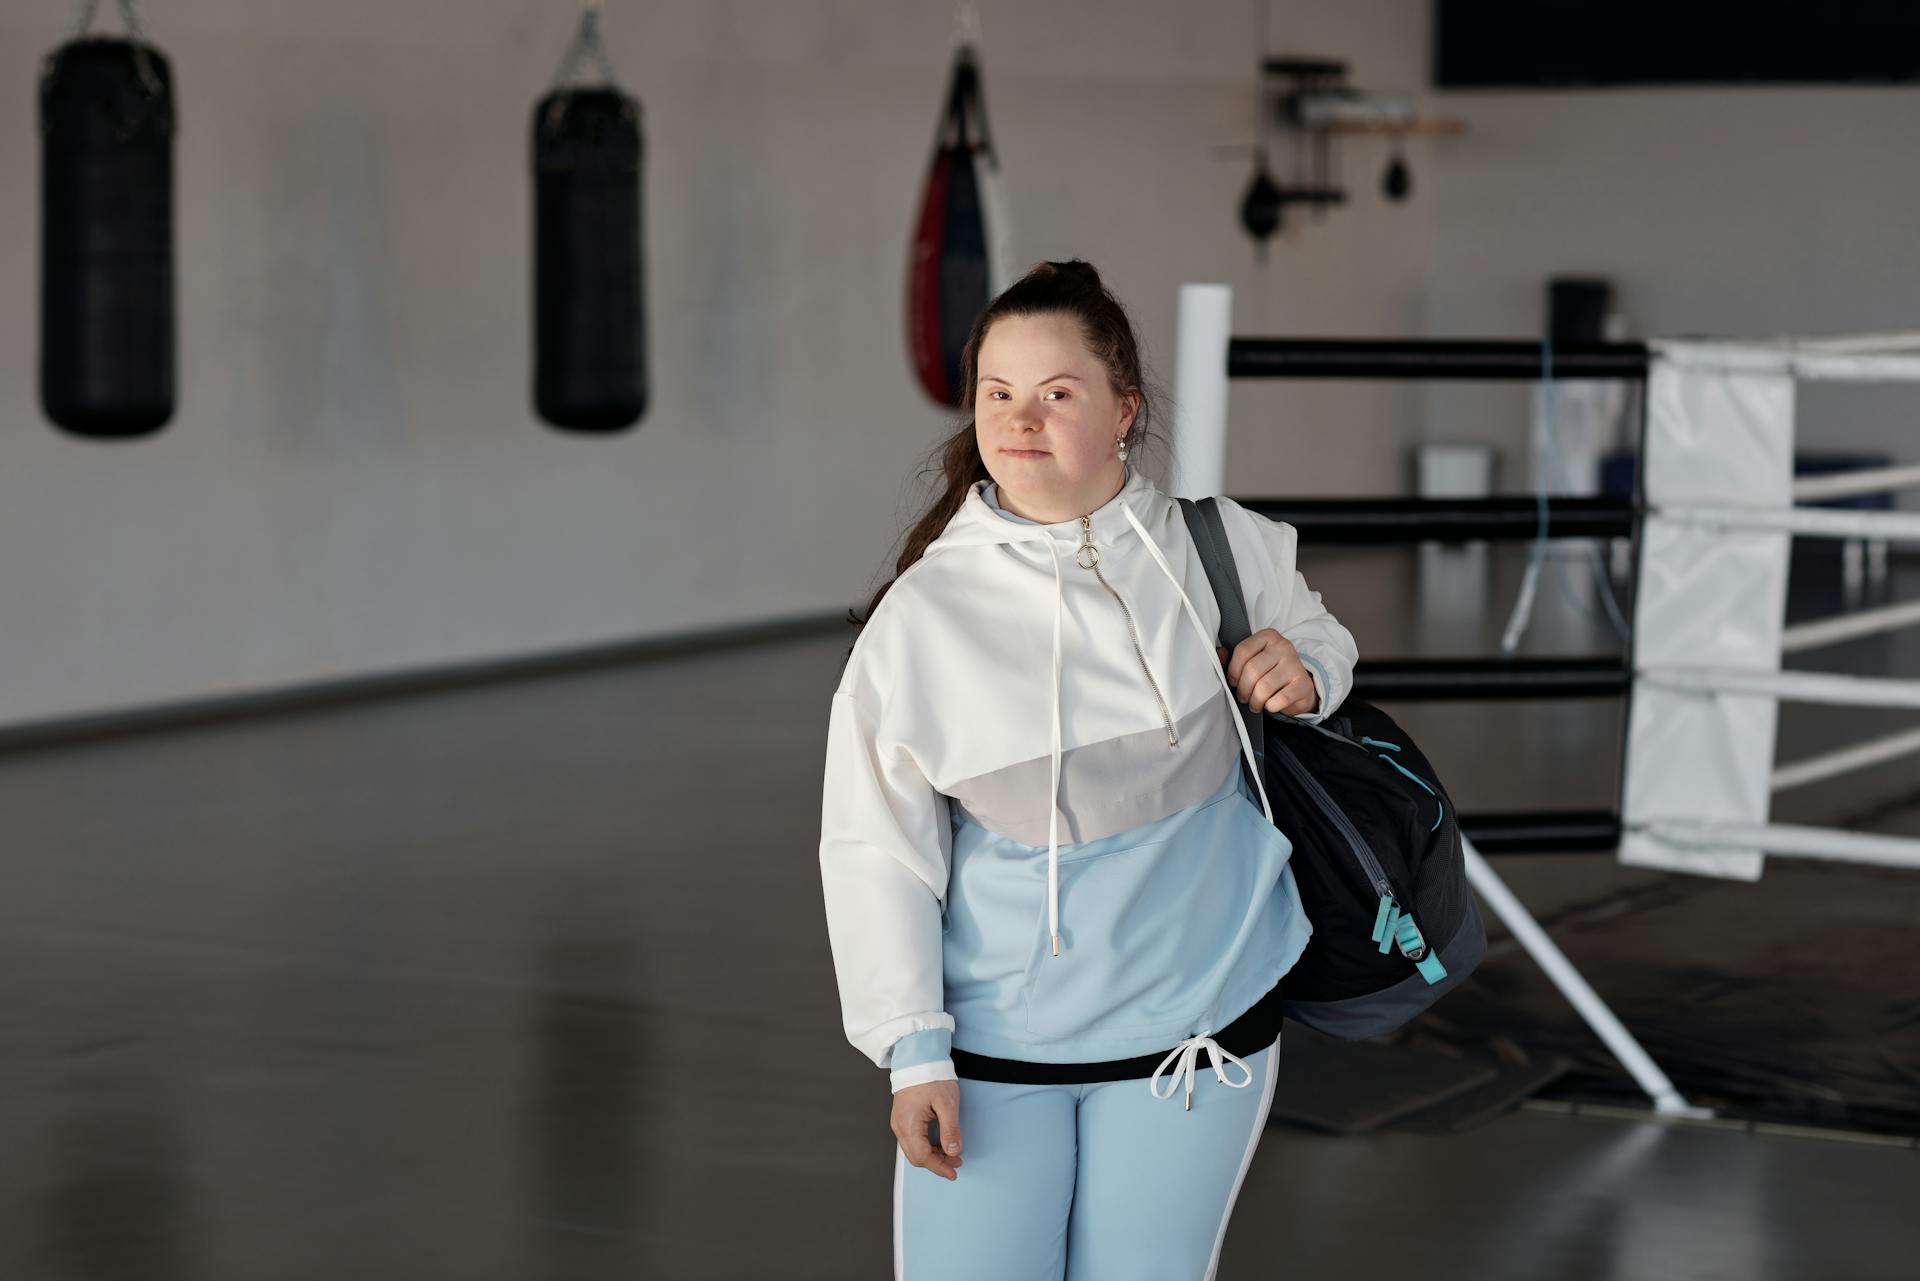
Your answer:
[0,0,1439,729]
[1421,81,1920,505]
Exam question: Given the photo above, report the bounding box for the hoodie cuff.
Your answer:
[1294,649,1336,725]
[890,1058,959,1092]
[887,1027,954,1092]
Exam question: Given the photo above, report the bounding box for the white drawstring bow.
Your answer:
[1148,1033,1255,1110]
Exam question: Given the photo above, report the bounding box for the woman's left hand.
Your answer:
[1215,629,1319,717]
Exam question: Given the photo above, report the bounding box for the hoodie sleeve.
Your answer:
[818,684,958,1092]
[1219,499,1360,725]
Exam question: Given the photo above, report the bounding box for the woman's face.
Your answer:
[974,312,1140,524]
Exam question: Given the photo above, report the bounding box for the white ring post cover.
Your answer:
[1619,344,1795,880]
[1171,283,1232,500]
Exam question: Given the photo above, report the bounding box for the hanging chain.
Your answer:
[951,0,983,47]
[542,1,633,134]
[549,2,624,93]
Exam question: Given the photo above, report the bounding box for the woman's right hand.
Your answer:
[891,1079,964,1180]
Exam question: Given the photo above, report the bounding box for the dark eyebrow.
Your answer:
[977,373,1086,386]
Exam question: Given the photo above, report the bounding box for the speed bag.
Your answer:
[532,87,647,433]
[40,36,177,438]
[906,45,1006,409]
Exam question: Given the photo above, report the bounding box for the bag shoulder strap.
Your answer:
[1177,496,1266,768]
[1178,496,1251,644]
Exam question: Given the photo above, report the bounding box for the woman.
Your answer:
[819,259,1358,1280]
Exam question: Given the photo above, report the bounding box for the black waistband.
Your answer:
[949,975,1287,1085]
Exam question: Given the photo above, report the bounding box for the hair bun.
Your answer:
[1045,258,1103,287]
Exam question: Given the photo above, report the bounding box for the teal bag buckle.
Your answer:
[1372,895,1448,984]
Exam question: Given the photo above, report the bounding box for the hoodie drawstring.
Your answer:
[1148,1033,1255,1110]
[1042,529,1066,959]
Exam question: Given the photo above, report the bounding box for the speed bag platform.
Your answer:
[40,34,177,438]
[532,87,648,433]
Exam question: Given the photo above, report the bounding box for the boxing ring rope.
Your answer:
[1781,599,1920,653]
[1791,463,1920,503]
[1639,666,1920,710]
[1657,502,1920,541]
[1761,330,1920,355]
[1651,341,1920,382]
[1170,284,1920,1117]
[1772,725,1920,793]
[1646,821,1920,871]
[1247,495,1634,542]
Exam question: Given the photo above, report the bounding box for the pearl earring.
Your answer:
[1116,437,1129,461]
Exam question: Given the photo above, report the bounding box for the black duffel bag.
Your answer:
[1179,496,1487,1039]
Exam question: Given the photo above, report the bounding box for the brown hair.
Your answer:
[845,259,1169,644]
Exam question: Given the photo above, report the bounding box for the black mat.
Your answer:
[1405,856,1920,1136]
[1265,1020,1498,1135]
[1385,1050,1572,1134]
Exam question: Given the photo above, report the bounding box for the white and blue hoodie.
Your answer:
[819,463,1358,1096]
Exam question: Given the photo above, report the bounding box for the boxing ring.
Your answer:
[1173,285,1920,1118]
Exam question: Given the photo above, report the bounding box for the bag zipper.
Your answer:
[1074,514,1178,747]
[1269,735,1437,963]
[1269,738,1391,898]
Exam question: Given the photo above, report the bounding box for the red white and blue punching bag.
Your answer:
[40,1,176,438]
[906,8,1011,409]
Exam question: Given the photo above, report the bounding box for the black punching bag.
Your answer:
[532,8,646,433]
[40,15,176,438]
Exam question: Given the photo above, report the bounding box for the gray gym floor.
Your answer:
[1,540,1914,1280]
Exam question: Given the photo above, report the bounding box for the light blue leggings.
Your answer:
[893,1033,1282,1281]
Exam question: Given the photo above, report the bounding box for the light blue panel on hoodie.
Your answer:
[941,761,1312,1063]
